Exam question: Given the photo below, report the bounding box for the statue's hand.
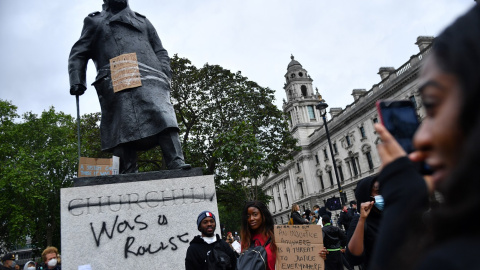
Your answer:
[70,84,86,96]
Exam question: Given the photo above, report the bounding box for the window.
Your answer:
[360,126,366,138]
[356,157,361,174]
[296,162,301,172]
[337,165,344,181]
[281,217,283,224]
[319,175,325,190]
[299,182,305,198]
[307,105,316,120]
[351,157,359,176]
[284,191,289,207]
[328,171,334,186]
[278,196,283,209]
[301,85,307,96]
[366,151,374,170]
[315,154,319,164]
[333,143,338,154]
[346,135,351,146]
[323,149,328,160]
[410,95,417,108]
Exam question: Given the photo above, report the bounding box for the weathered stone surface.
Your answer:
[73,167,204,187]
[61,173,219,269]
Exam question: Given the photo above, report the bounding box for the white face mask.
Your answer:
[28,267,36,270]
[47,258,58,267]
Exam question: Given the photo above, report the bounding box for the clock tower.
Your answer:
[283,55,323,145]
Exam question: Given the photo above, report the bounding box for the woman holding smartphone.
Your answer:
[291,203,309,224]
[370,5,480,270]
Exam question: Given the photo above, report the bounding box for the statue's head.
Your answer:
[103,0,128,11]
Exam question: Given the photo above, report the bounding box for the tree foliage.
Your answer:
[171,55,299,187]
[170,54,299,230]
[0,55,299,250]
[78,112,166,171]
[0,100,77,252]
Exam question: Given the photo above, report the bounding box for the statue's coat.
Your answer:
[69,7,178,151]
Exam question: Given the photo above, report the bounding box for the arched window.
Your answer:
[301,85,307,96]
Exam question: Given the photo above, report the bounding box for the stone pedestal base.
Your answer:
[61,169,219,269]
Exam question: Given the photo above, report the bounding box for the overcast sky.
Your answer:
[0,1,475,119]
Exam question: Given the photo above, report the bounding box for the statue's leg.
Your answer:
[112,143,138,174]
[158,129,191,170]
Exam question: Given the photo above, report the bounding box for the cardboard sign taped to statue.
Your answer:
[275,225,324,270]
[110,53,142,92]
[78,157,119,177]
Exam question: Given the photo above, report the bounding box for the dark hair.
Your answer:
[321,215,331,223]
[427,4,480,241]
[349,200,357,207]
[240,201,276,253]
[396,5,480,269]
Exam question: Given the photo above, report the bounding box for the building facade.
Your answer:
[259,36,434,224]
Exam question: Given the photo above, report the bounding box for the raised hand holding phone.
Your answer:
[375,99,432,174]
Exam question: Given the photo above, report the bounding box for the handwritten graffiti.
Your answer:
[68,187,215,216]
[124,233,190,258]
[90,215,149,246]
[90,214,189,259]
[157,215,168,225]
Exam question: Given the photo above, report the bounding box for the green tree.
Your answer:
[170,55,299,225]
[0,100,77,251]
[78,112,166,171]
[171,55,299,185]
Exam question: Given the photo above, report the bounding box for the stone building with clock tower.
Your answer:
[258,36,435,225]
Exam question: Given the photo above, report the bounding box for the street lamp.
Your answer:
[316,100,346,205]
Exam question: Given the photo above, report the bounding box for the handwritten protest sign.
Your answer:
[275,225,324,270]
[110,52,142,92]
[78,157,119,177]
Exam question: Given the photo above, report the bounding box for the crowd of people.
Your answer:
[0,246,61,270]
[2,4,479,270]
[185,5,480,270]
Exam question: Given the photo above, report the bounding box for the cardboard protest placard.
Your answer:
[78,157,119,177]
[275,225,324,270]
[110,52,142,92]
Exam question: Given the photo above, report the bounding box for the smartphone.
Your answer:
[376,99,432,174]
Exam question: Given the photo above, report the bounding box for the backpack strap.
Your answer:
[263,237,272,247]
[250,236,272,248]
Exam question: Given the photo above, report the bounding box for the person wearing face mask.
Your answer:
[22,261,35,270]
[347,201,358,219]
[39,246,61,270]
[343,176,382,269]
[185,211,237,270]
[0,253,16,270]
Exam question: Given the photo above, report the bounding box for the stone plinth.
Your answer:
[61,170,219,269]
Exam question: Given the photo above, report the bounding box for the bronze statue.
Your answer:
[68,0,190,173]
